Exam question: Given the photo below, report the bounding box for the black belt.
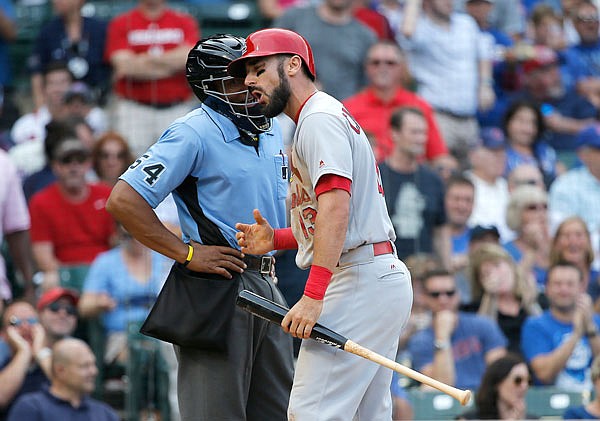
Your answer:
[243,255,273,275]
[435,109,474,120]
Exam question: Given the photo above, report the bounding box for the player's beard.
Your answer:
[262,61,291,118]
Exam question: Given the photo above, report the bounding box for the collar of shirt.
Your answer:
[43,387,91,410]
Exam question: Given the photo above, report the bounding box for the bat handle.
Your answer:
[344,340,472,406]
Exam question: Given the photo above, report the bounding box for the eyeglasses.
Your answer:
[576,14,599,23]
[46,302,77,316]
[367,59,400,67]
[426,289,456,298]
[525,203,548,211]
[8,316,38,327]
[99,151,127,160]
[59,154,88,165]
[515,179,539,186]
[512,375,532,386]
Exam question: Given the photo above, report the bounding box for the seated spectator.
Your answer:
[507,163,545,192]
[380,107,449,265]
[6,338,119,421]
[563,353,600,419]
[444,175,475,274]
[27,0,109,110]
[36,288,78,350]
[457,353,537,420]
[562,1,600,108]
[504,184,550,290]
[22,117,95,202]
[521,262,600,391]
[550,216,599,306]
[466,127,512,241]
[28,137,116,291]
[468,243,541,354]
[63,82,108,136]
[408,269,507,391]
[529,4,567,53]
[431,154,460,185]
[343,40,448,162]
[549,124,600,266]
[91,131,133,187]
[78,224,171,365]
[9,62,72,178]
[0,301,49,419]
[502,99,562,186]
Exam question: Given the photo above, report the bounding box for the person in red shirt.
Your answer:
[343,40,448,162]
[105,0,200,157]
[29,138,116,291]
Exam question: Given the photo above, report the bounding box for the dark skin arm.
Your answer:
[5,230,36,303]
[106,181,246,278]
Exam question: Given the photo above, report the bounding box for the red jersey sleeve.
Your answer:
[180,13,201,45]
[105,14,130,61]
[423,104,448,160]
[314,174,352,198]
[28,194,52,243]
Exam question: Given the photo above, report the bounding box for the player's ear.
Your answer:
[287,55,303,76]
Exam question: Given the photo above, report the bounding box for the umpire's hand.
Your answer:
[187,240,246,279]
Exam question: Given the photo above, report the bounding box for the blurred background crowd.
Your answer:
[2,0,600,419]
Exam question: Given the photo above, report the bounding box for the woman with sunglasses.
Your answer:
[468,243,541,355]
[458,353,538,420]
[503,184,550,292]
[91,131,133,187]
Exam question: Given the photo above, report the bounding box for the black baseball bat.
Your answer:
[236,289,471,406]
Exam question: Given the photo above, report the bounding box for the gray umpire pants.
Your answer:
[175,270,294,421]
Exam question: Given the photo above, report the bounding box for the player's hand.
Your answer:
[235,209,275,255]
[282,295,323,339]
[187,241,246,279]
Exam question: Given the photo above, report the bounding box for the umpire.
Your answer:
[106,35,293,420]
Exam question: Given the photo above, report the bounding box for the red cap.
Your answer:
[37,287,79,311]
[227,28,316,80]
[522,46,559,74]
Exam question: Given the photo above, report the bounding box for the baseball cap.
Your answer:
[522,46,559,74]
[470,225,500,242]
[53,139,89,161]
[478,127,506,150]
[576,123,600,149]
[64,82,93,104]
[37,287,79,311]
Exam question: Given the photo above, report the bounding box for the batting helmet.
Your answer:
[227,28,316,80]
[186,34,271,133]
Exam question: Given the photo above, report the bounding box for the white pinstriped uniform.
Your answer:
[288,91,413,421]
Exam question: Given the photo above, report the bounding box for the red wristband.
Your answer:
[304,265,333,300]
[273,227,298,250]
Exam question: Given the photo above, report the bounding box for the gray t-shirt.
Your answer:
[274,6,376,101]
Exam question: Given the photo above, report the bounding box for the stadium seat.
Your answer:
[408,388,475,420]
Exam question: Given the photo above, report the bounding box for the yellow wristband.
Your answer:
[183,244,193,267]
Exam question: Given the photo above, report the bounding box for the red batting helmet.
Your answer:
[227,28,316,80]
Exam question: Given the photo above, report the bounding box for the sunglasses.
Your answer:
[525,203,548,211]
[99,151,128,160]
[59,154,88,165]
[515,179,539,186]
[8,316,38,327]
[576,15,599,22]
[46,302,77,316]
[511,375,532,386]
[368,59,400,67]
[426,289,456,298]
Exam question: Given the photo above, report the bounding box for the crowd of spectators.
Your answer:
[0,0,600,419]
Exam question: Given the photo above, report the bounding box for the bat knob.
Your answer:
[459,389,472,406]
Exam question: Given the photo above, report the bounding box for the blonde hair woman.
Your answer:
[469,243,541,354]
[504,184,550,291]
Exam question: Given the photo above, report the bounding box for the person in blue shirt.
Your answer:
[6,338,118,421]
[105,34,294,421]
[564,354,600,419]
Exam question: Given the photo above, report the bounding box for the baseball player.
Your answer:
[231,29,413,420]
[106,35,293,420]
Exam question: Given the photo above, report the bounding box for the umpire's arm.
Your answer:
[107,180,190,265]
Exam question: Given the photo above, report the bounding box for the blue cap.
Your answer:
[479,127,506,150]
[576,123,600,150]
